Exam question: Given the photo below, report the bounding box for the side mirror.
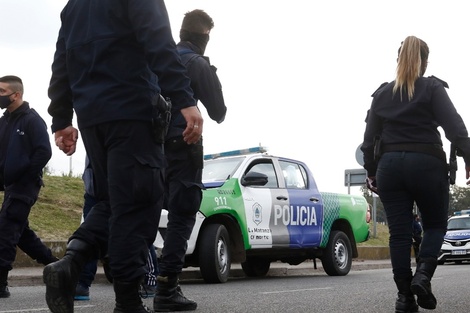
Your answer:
[241,171,268,187]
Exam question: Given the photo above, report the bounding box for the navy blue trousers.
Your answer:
[0,187,55,271]
[159,138,202,276]
[73,121,164,282]
[377,152,448,278]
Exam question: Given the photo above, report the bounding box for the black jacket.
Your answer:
[166,41,227,138]
[362,76,470,176]
[0,102,51,195]
[48,0,196,132]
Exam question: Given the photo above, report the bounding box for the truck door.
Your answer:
[276,160,324,248]
[241,159,288,248]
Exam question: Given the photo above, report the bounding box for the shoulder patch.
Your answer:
[428,75,449,88]
[371,82,388,97]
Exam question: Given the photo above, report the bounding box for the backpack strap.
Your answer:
[177,48,201,67]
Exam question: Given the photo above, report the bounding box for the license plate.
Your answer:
[452,250,466,255]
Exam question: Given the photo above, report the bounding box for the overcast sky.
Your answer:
[1,0,469,194]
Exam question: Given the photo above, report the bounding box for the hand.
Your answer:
[181,106,203,144]
[54,126,79,156]
[366,176,378,195]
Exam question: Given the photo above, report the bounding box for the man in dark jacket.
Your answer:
[43,1,202,312]
[155,9,227,312]
[0,75,56,298]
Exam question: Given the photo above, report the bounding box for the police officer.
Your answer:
[361,36,470,312]
[154,9,227,312]
[43,1,202,312]
[0,75,57,298]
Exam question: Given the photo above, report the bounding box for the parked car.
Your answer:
[155,146,370,283]
[438,214,470,265]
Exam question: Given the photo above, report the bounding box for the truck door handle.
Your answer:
[276,196,288,201]
[310,197,320,203]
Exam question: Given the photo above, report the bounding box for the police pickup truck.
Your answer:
[155,147,370,283]
[438,213,470,265]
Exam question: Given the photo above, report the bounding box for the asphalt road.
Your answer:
[2,262,470,313]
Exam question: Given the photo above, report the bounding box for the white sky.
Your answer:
[1,0,469,195]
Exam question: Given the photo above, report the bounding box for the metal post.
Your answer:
[347,172,351,195]
[372,195,377,238]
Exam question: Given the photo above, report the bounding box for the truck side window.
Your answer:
[246,162,278,188]
[279,161,307,189]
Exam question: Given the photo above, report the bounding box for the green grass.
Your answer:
[0,175,84,241]
[359,222,389,246]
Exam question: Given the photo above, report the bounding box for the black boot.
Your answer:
[394,275,418,313]
[113,280,153,313]
[43,239,93,313]
[154,275,197,312]
[411,257,438,310]
[0,269,10,298]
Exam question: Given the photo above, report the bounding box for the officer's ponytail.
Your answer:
[393,36,429,101]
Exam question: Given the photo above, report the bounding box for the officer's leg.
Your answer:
[0,195,31,298]
[43,127,106,313]
[103,121,163,312]
[17,222,58,265]
[411,154,448,310]
[155,143,201,311]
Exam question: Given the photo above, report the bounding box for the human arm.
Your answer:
[431,82,470,182]
[188,58,227,123]
[48,16,74,134]
[361,107,382,178]
[24,114,52,181]
[127,0,196,113]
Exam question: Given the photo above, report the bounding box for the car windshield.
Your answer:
[447,217,470,230]
[202,157,244,183]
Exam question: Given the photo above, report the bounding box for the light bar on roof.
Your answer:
[204,146,268,160]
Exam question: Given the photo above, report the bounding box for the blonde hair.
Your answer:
[393,36,429,101]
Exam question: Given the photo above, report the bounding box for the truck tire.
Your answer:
[321,230,352,276]
[241,257,271,277]
[198,223,231,283]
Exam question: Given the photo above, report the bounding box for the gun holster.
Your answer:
[448,144,458,185]
[152,95,172,144]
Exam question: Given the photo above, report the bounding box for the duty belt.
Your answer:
[382,143,446,161]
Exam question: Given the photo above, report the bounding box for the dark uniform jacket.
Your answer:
[0,102,51,198]
[362,76,470,177]
[166,41,227,139]
[48,0,196,132]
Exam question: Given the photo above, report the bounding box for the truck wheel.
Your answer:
[198,224,231,283]
[241,257,271,277]
[321,230,352,276]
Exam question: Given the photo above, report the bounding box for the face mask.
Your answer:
[180,30,210,55]
[0,92,14,109]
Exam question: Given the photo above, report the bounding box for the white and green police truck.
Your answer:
[155,147,370,283]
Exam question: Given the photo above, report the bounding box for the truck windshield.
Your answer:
[447,217,470,230]
[202,157,244,183]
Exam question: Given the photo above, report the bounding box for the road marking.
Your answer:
[259,287,333,294]
[0,305,95,312]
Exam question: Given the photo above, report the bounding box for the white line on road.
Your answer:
[259,287,333,295]
[0,305,95,313]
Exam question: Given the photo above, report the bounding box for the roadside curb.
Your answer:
[9,259,393,287]
[10,243,393,287]
[12,241,391,268]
